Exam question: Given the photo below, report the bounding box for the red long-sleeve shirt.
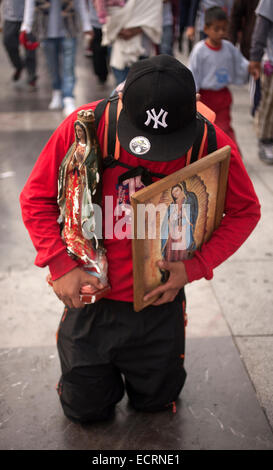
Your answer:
[20,100,261,302]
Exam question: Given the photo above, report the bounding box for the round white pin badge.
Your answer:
[129,136,151,155]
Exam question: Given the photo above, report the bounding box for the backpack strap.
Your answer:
[94,93,121,159]
[189,116,205,164]
[206,117,217,155]
[107,95,120,159]
[94,97,108,128]
[103,154,167,186]
[114,97,123,159]
[188,112,217,165]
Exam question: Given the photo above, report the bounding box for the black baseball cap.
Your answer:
[117,54,197,162]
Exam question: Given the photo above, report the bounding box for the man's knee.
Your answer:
[60,396,117,423]
[126,367,187,413]
[57,373,125,423]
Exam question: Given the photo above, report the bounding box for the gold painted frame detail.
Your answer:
[131,146,231,312]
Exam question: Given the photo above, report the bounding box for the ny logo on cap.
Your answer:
[145,108,168,129]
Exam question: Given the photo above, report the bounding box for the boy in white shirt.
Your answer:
[189,6,249,149]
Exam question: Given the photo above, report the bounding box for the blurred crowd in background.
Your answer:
[0,0,272,163]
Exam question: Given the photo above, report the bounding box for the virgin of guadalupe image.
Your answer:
[161,182,198,259]
[57,109,108,284]
[160,182,198,281]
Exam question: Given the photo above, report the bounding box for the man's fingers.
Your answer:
[62,297,74,309]
[82,273,105,290]
[143,283,169,302]
[52,267,106,309]
[63,293,85,309]
[151,292,175,306]
[143,261,178,301]
[143,260,188,305]
[157,259,177,272]
[150,291,169,306]
[55,292,74,309]
[71,296,85,309]
[54,286,83,309]
[157,259,170,269]
[145,287,178,306]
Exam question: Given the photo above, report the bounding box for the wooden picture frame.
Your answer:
[130,146,231,312]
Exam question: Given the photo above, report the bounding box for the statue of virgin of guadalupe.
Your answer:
[57,109,108,286]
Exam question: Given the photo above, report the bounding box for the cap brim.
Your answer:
[117,108,197,162]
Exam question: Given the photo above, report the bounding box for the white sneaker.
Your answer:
[259,141,273,164]
[48,90,63,110]
[63,97,76,116]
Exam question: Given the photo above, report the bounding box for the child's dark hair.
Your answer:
[205,6,228,26]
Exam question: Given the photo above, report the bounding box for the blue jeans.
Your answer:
[160,25,174,56]
[42,37,77,97]
[111,66,130,86]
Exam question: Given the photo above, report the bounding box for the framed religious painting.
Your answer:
[130,145,231,312]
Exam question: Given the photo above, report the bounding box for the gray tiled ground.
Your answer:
[1,341,273,450]
[235,337,273,429]
[211,260,273,336]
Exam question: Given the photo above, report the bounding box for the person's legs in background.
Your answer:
[2,20,24,81]
[112,66,130,86]
[160,24,174,56]
[257,69,273,164]
[24,32,38,90]
[42,37,63,110]
[178,0,190,53]
[249,76,261,117]
[62,36,77,116]
[92,27,108,84]
[200,87,242,154]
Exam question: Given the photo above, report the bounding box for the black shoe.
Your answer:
[27,75,38,91]
[13,66,23,81]
[98,76,107,85]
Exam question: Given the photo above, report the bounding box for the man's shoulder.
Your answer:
[58,100,104,129]
[74,100,103,114]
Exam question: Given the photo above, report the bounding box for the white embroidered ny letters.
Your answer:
[145,108,168,129]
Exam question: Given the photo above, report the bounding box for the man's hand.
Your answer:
[52,267,105,309]
[19,30,40,50]
[118,27,142,40]
[143,260,188,306]
[249,61,261,80]
[186,26,195,41]
[84,30,94,41]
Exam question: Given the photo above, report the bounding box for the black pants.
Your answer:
[3,20,37,82]
[92,27,108,83]
[56,291,187,423]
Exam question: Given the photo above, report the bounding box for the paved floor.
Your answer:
[0,37,273,450]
